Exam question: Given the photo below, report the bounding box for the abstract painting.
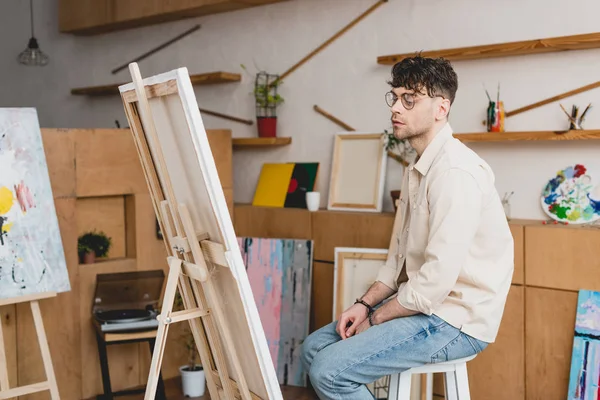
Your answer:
[238,236,313,387]
[252,162,319,209]
[541,164,600,224]
[568,290,600,399]
[0,108,70,300]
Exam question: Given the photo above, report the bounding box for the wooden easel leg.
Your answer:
[0,312,9,391]
[177,275,221,398]
[144,256,182,400]
[30,300,60,400]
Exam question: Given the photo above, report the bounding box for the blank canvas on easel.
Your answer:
[0,108,70,299]
[327,133,386,212]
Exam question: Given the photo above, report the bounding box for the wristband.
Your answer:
[368,312,375,327]
[354,298,374,314]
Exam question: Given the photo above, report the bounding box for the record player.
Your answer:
[92,269,165,333]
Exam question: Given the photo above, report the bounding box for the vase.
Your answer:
[390,190,401,212]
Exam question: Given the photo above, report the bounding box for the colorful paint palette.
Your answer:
[541,164,600,224]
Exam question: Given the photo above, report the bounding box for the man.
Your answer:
[300,55,514,399]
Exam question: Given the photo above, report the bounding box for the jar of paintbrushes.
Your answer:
[485,84,505,132]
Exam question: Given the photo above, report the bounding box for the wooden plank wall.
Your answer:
[8,128,232,400]
[233,205,600,400]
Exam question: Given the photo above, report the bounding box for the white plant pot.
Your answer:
[179,365,206,397]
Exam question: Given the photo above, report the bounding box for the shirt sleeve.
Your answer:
[396,167,484,315]
[376,226,400,291]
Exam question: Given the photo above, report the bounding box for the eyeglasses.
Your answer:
[385,91,445,110]
[385,91,417,109]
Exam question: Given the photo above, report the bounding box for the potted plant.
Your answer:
[254,71,284,137]
[383,129,416,211]
[173,292,206,397]
[241,64,284,137]
[77,230,112,264]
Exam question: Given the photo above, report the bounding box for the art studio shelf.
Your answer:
[71,71,241,96]
[454,129,600,142]
[377,32,600,64]
[232,137,292,148]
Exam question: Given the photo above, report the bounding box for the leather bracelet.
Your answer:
[354,298,374,314]
[368,312,375,327]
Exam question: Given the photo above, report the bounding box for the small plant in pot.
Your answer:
[241,64,284,137]
[77,230,112,264]
[174,293,206,397]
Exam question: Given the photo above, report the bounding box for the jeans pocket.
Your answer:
[431,333,480,364]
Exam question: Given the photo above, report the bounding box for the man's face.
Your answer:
[388,87,438,140]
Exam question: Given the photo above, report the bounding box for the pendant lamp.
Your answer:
[18,0,49,66]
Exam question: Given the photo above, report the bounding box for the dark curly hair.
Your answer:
[388,54,458,104]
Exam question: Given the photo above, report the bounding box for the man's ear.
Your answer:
[436,98,451,120]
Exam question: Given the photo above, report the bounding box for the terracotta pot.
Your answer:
[257,117,277,137]
[81,251,95,264]
[390,190,401,212]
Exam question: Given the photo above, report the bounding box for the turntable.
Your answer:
[92,269,165,333]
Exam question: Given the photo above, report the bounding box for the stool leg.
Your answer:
[444,371,458,400]
[397,372,412,400]
[425,373,433,400]
[455,363,471,400]
[388,374,400,399]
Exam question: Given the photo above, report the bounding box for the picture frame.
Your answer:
[327,133,387,212]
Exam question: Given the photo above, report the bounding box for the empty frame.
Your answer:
[327,133,387,212]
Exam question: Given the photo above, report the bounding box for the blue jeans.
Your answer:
[301,314,488,400]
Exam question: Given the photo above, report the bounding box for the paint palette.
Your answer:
[541,164,600,224]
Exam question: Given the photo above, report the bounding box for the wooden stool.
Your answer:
[388,355,476,400]
[94,328,167,400]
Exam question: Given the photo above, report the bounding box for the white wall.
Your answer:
[1,0,600,219]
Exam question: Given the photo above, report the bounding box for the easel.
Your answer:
[0,292,59,400]
[121,63,275,400]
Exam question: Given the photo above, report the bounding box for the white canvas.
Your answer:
[0,108,70,300]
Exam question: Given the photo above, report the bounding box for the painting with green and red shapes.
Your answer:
[541,164,600,224]
[284,163,319,209]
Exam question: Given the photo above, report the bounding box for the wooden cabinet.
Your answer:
[59,0,290,35]
[231,207,595,399]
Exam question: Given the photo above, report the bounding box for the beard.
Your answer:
[392,121,429,141]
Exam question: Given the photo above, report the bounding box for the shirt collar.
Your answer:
[413,122,454,175]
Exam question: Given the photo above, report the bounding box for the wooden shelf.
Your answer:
[71,71,241,96]
[377,31,600,64]
[454,129,600,142]
[232,137,292,148]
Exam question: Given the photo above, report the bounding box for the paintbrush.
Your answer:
[483,83,492,102]
[580,102,592,123]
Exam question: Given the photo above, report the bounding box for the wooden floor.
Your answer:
[87,376,320,400]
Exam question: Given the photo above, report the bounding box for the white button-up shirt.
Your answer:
[376,123,514,343]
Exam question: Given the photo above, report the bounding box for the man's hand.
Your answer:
[335,304,369,339]
[346,317,371,337]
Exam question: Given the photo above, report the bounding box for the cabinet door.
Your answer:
[433,285,525,400]
[526,287,578,400]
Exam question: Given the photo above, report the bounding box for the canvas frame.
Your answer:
[327,132,387,212]
[118,65,282,400]
[332,247,388,320]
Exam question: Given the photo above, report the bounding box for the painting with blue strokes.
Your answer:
[237,237,313,387]
[568,290,600,399]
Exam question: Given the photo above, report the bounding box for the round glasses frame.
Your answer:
[385,91,446,110]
